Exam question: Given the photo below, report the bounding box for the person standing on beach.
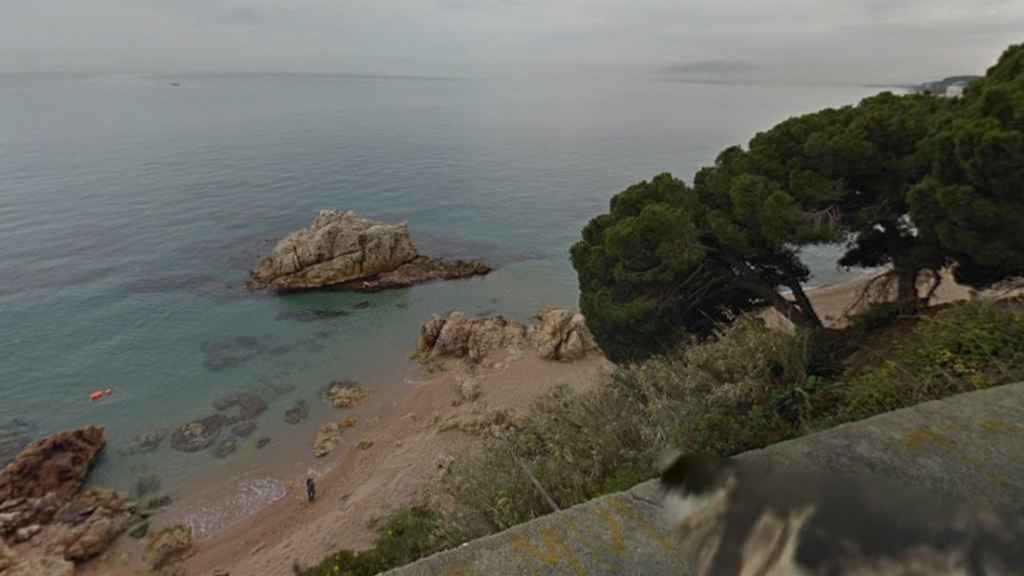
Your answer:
[306,476,316,503]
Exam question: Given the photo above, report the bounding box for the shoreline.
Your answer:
[82,271,977,575]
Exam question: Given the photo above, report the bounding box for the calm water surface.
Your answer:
[0,73,881,530]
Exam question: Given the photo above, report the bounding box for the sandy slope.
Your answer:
[175,353,614,576]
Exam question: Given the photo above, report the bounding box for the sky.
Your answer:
[3,0,1022,83]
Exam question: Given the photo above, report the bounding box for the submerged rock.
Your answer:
[170,415,229,453]
[248,210,490,292]
[133,474,162,498]
[213,438,237,459]
[201,337,265,372]
[283,399,310,425]
[230,421,258,438]
[255,437,271,449]
[275,308,350,322]
[212,391,268,423]
[324,380,368,409]
[118,429,168,456]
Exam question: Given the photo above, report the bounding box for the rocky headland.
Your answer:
[0,426,192,575]
[248,210,491,292]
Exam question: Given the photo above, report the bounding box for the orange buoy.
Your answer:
[89,389,113,402]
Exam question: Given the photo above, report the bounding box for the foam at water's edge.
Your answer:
[181,477,288,539]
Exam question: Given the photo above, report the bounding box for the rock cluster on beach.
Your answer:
[416,307,599,365]
[324,380,368,409]
[248,210,491,292]
[0,426,143,573]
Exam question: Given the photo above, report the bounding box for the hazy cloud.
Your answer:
[1,0,1021,82]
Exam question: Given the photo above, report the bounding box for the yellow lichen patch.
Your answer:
[903,426,956,453]
[510,527,587,576]
[978,419,1024,434]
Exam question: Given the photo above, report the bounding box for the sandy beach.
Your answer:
[80,270,981,576]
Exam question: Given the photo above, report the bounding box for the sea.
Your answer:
[0,72,883,534]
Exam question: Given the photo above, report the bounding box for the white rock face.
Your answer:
[416,308,599,364]
[417,312,529,363]
[529,308,599,361]
[250,210,418,291]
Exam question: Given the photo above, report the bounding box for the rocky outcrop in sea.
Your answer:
[0,426,142,573]
[416,307,600,365]
[248,210,491,292]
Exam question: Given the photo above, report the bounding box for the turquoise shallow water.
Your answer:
[0,73,880,519]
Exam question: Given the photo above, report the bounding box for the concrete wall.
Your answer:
[386,382,1024,575]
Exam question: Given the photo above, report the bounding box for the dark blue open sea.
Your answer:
[0,73,880,534]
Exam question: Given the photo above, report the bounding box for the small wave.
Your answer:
[181,476,288,539]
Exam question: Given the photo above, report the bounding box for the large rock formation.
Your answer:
[530,307,600,361]
[249,210,491,292]
[417,312,530,363]
[0,427,139,573]
[416,308,599,365]
[0,426,105,502]
[54,488,137,562]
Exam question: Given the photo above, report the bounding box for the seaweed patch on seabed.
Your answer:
[275,308,351,322]
[201,336,267,371]
[121,273,246,300]
[118,428,169,456]
[212,391,268,423]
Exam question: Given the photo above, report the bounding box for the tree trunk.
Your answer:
[787,282,824,329]
[894,267,920,311]
[735,275,823,331]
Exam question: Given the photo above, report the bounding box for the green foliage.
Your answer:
[571,172,828,361]
[910,44,1024,288]
[444,316,826,531]
[838,301,1024,417]
[300,506,450,576]
[741,92,951,303]
[849,301,906,332]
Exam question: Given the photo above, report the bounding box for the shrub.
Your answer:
[301,506,450,576]
[836,301,1024,419]
[443,315,819,531]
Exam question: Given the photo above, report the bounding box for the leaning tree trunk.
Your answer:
[761,283,823,331]
[787,282,824,329]
[893,267,921,311]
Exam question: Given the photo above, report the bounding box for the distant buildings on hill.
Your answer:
[915,75,981,98]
